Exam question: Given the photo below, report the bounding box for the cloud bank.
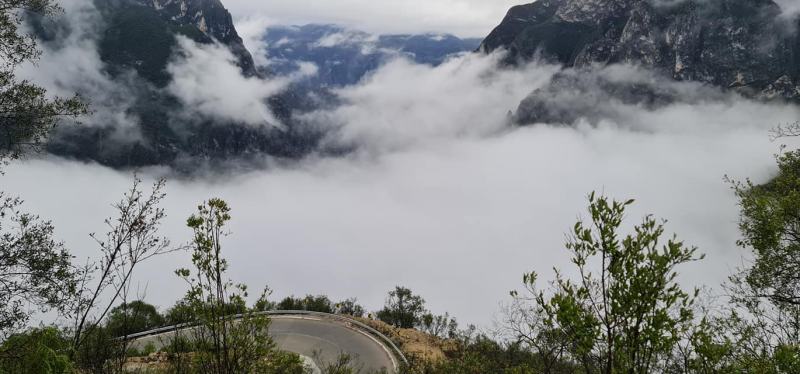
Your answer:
[776,0,800,17]
[306,53,559,152]
[235,16,273,68]
[5,47,798,327]
[167,37,311,126]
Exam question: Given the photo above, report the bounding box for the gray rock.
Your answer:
[514,65,732,125]
[481,0,800,101]
[130,0,258,76]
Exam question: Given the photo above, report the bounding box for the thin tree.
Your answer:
[376,286,426,329]
[70,176,173,351]
[175,198,274,373]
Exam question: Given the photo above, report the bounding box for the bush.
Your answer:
[336,298,366,318]
[316,353,364,374]
[259,350,310,374]
[73,326,124,374]
[0,327,74,374]
[277,295,335,313]
[126,342,157,358]
[164,300,196,326]
[105,300,165,337]
[376,287,426,329]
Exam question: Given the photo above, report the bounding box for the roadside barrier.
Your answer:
[121,310,408,370]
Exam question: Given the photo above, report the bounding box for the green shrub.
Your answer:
[0,327,74,374]
[106,300,165,337]
[277,295,335,313]
[259,350,310,374]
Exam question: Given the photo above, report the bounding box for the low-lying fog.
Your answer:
[8,46,800,328]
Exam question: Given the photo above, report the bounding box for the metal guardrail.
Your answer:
[122,310,408,369]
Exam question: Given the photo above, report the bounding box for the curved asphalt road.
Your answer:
[128,315,397,373]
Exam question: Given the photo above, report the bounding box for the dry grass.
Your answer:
[353,318,459,363]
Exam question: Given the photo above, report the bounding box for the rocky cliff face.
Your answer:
[132,0,257,76]
[97,0,257,84]
[481,0,800,102]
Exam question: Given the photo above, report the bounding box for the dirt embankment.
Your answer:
[353,317,459,363]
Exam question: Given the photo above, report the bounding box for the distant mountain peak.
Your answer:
[261,24,482,88]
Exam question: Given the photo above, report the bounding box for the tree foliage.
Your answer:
[732,150,800,309]
[514,193,702,373]
[0,0,86,343]
[336,298,366,318]
[377,286,427,329]
[0,327,73,374]
[687,150,800,373]
[277,294,335,313]
[0,194,78,333]
[419,312,458,340]
[105,300,165,337]
[0,0,87,162]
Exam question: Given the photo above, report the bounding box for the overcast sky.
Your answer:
[224,0,526,37]
[224,0,800,38]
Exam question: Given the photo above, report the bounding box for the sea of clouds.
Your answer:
[5,0,800,328]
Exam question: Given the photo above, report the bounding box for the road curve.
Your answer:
[127,312,400,373]
[270,315,396,372]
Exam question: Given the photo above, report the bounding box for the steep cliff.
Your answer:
[98,0,257,86]
[481,0,800,106]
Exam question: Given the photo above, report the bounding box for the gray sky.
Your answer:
[226,0,800,38]
[224,0,527,37]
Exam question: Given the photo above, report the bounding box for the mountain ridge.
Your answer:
[262,24,481,88]
[480,0,800,102]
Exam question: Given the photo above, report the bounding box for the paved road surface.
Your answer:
[129,315,397,373]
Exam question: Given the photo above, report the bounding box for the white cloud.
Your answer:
[311,30,378,48]
[18,0,307,135]
[5,51,800,328]
[776,0,800,18]
[222,0,526,37]
[235,16,273,68]
[307,53,560,152]
[16,0,142,141]
[167,37,314,126]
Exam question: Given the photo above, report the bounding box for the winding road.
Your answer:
[126,312,402,373]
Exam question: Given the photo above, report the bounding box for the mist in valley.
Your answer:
[5,44,797,327]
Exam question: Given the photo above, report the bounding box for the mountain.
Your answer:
[35,0,318,169]
[480,0,800,124]
[99,0,258,83]
[35,6,481,169]
[262,24,482,88]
